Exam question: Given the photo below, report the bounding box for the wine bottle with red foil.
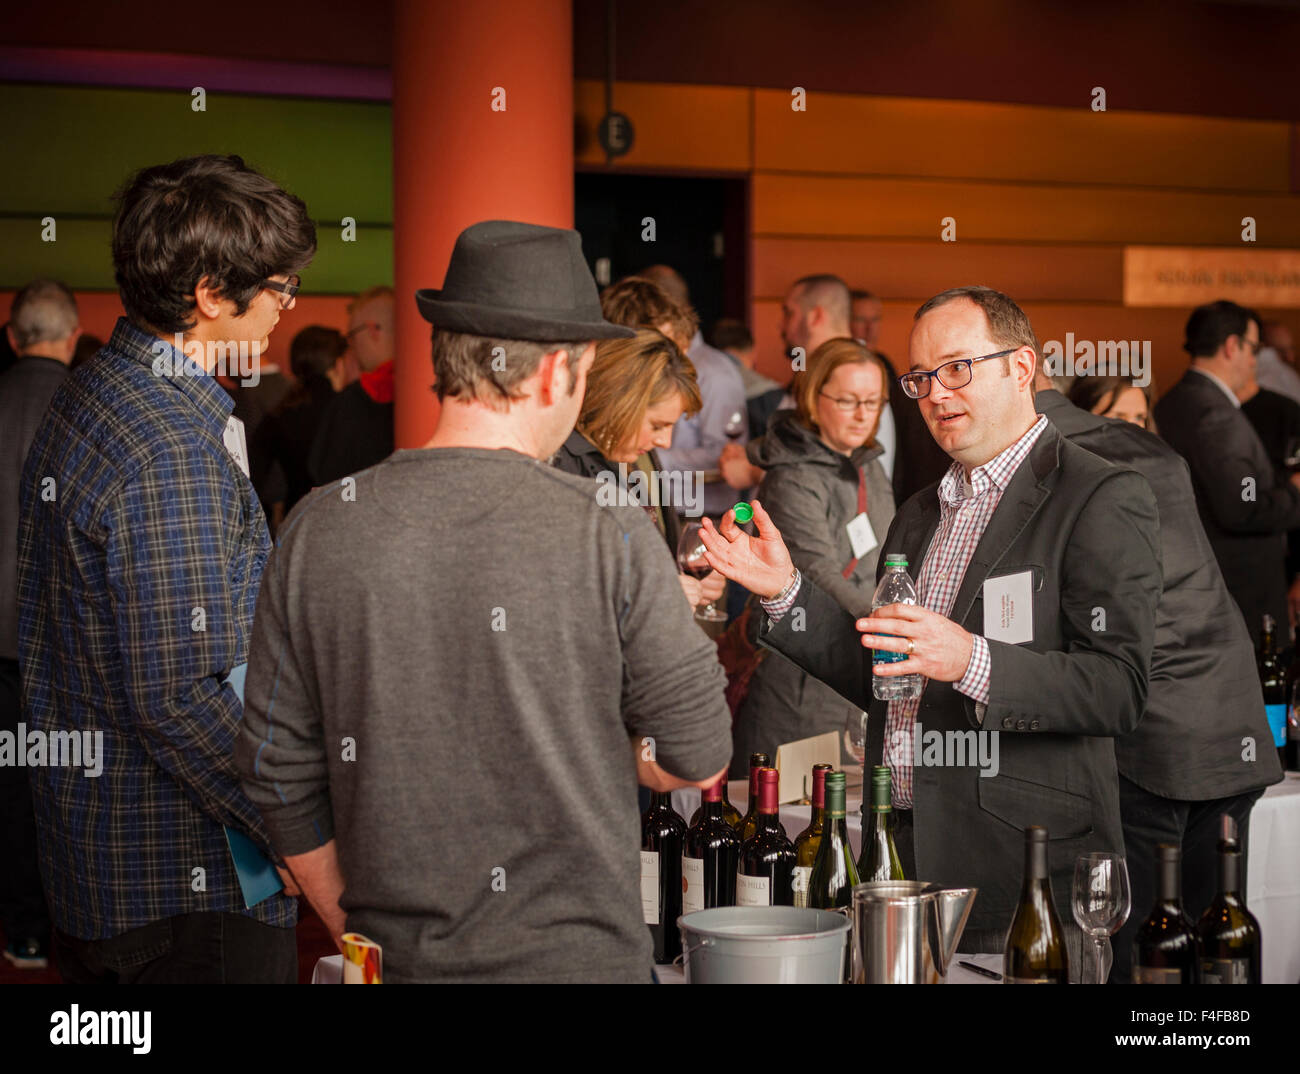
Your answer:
[737,767,795,907]
[1003,826,1069,984]
[683,778,741,912]
[1196,831,1261,984]
[1133,843,1200,984]
[688,776,743,829]
[792,763,833,907]
[737,752,770,843]
[641,791,686,963]
[808,771,859,911]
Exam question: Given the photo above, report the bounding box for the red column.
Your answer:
[392,0,575,448]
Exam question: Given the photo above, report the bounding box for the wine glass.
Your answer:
[676,521,726,623]
[1072,853,1130,984]
[842,710,867,789]
[723,411,746,443]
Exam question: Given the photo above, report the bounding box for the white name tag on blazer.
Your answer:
[223,415,251,478]
[846,512,878,560]
[983,570,1034,644]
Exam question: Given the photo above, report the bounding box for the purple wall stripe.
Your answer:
[0,45,391,100]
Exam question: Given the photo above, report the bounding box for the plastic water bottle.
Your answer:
[871,553,923,701]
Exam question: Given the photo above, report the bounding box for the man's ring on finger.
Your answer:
[906,638,915,656]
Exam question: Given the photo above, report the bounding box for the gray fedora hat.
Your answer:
[415,220,634,342]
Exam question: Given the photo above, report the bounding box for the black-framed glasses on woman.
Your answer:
[261,274,301,309]
[819,390,883,413]
[897,347,1017,400]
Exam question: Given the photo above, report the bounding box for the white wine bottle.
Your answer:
[1003,826,1068,984]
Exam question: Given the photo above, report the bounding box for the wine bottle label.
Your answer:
[1202,957,1251,985]
[1133,965,1184,984]
[640,850,660,925]
[682,855,705,914]
[736,872,771,907]
[791,865,812,908]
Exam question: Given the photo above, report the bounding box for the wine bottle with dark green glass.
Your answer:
[683,778,741,912]
[737,752,770,843]
[792,762,833,907]
[1196,832,1261,984]
[1133,843,1200,984]
[856,765,904,881]
[737,767,795,907]
[641,790,686,963]
[1003,826,1069,984]
[808,771,859,911]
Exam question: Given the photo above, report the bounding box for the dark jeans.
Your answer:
[0,657,50,945]
[1111,776,1263,984]
[55,912,297,984]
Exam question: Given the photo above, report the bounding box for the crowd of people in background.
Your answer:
[0,152,1291,983]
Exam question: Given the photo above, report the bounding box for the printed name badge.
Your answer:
[223,415,251,478]
[982,570,1034,645]
[846,512,878,560]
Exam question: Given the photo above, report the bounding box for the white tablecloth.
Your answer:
[1248,772,1300,984]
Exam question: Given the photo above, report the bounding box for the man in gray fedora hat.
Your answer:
[236,220,732,983]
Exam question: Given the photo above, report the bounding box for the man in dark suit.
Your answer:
[1034,370,1283,982]
[701,286,1163,970]
[1154,301,1300,646]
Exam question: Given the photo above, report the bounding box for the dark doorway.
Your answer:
[574,172,749,339]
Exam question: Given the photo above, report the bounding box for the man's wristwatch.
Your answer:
[767,567,800,605]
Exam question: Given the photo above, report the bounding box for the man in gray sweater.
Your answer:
[236,221,732,983]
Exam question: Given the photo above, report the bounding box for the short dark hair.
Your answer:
[850,289,878,303]
[600,277,698,345]
[112,155,316,334]
[709,318,753,353]
[289,325,347,380]
[1184,300,1260,358]
[431,329,583,410]
[913,285,1041,369]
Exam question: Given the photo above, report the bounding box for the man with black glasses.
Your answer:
[702,285,1163,974]
[17,155,315,983]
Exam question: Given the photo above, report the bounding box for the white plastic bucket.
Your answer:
[676,907,851,984]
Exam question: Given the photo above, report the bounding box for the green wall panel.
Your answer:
[0,217,393,292]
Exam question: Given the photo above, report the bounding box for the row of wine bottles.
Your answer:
[1004,826,1262,984]
[641,753,905,963]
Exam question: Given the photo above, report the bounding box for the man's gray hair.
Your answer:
[792,274,851,334]
[10,278,78,350]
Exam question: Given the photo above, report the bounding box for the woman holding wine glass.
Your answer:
[551,327,726,610]
[729,338,895,777]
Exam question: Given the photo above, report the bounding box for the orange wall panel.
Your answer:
[754,90,1291,193]
[575,80,751,171]
[752,172,1300,246]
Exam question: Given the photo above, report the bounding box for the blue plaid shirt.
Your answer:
[16,317,297,939]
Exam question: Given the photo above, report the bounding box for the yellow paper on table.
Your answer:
[774,731,840,804]
[342,933,383,984]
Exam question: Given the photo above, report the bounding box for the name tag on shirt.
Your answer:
[223,415,250,477]
[846,512,878,560]
[983,570,1034,645]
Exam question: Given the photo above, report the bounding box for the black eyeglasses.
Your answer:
[898,348,1017,400]
[261,274,301,309]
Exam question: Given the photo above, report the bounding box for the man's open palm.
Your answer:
[699,500,795,599]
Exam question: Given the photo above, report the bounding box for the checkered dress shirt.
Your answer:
[16,317,295,939]
[763,415,1049,808]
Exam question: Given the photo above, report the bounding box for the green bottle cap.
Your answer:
[824,771,847,817]
[871,765,893,812]
[733,502,754,524]
[884,553,908,568]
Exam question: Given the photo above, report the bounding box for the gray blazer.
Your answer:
[1036,390,1283,801]
[760,420,1163,942]
[731,412,894,775]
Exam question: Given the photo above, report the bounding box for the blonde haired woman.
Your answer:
[552,327,725,607]
[731,338,896,774]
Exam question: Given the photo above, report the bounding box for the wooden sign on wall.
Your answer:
[1124,246,1300,308]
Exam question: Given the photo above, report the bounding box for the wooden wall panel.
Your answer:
[752,173,1300,246]
[754,91,1291,193]
[574,80,750,171]
[751,238,1123,302]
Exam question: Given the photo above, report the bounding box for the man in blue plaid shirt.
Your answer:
[16,155,315,983]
